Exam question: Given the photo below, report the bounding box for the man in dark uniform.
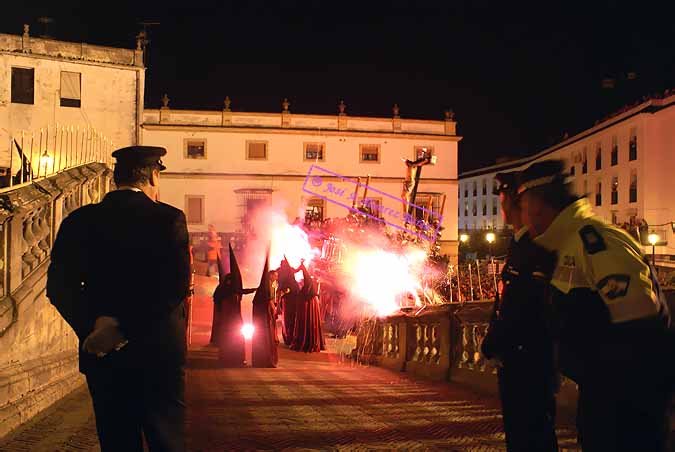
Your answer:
[481,171,559,452]
[47,146,190,452]
[518,159,672,452]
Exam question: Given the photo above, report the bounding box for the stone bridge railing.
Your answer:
[0,163,111,438]
[354,301,580,415]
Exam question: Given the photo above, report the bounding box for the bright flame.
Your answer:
[342,247,427,317]
[241,323,254,340]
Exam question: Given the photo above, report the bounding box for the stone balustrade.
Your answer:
[354,301,580,416]
[0,163,111,438]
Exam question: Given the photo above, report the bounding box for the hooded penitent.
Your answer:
[290,263,326,353]
[212,245,246,367]
[279,256,301,346]
[251,245,278,368]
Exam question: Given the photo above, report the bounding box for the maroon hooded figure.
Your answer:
[290,263,326,353]
[214,244,255,367]
[278,256,301,346]
[251,246,279,368]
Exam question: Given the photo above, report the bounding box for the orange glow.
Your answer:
[342,246,427,316]
[241,323,254,339]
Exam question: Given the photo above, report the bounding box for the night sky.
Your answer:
[3,1,674,172]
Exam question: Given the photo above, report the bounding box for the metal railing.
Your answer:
[2,125,114,190]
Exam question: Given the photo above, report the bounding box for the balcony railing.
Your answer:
[2,125,114,190]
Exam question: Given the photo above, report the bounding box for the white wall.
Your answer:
[0,39,143,168]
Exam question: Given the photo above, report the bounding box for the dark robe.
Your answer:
[290,265,326,353]
[251,254,279,368]
[278,258,301,346]
[213,280,255,367]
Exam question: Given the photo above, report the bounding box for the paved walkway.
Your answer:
[0,275,583,451]
[0,345,582,452]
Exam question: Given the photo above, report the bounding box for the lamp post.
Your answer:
[486,232,497,295]
[648,233,659,266]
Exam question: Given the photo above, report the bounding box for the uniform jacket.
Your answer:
[47,190,191,373]
[481,228,557,370]
[533,197,670,382]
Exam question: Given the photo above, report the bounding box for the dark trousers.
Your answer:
[498,366,558,452]
[576,378,670,452]
[86,366,186,452]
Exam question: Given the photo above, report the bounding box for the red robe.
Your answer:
[290,267,326,353]
[252,288,279,368]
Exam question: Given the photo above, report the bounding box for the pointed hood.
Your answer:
[229,243,243,294]
[300,263,318,299]
[252,244,271,306]
[217,252,228,284]
[278,255,300,294]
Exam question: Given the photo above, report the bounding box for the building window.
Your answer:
[472,181,477,196]
[595,145,602,170]
[414,146,433,160]
[472,202,477,216]
[60,71,81,107]
[582,148,588,174]
[611,137,618,166]
[185,195,204,225]
[305,197,325,222]
[595,181,602,206]
[359,144,380,162]
[246,141,268,160]
[304,142,325,161]
[492,198,498,215]
[464,201,468,217]
[629,170,637,203]
[11,67,34,104]
[413,193,442,222]
[184,139,206,159]
[570,164,576,176]
[482,201,487,216]
[464,185,468,197]
[481,179,487,195]
[629,130,637,161]
[611,176,618,205]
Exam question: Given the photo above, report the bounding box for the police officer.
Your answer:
[47,146,191,452]
[518,159,672,452]
[481,171,559,452]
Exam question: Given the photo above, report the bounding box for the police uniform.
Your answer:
[481,171,559,452]
[519,160,672,452]
[47,146,190,452]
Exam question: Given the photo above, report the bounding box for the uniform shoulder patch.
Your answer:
[579,225,606,254]
[597,274,630,300]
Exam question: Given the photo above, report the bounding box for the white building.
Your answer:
[0,25,144,172]
[459,93,675,257]
[141,102,460,257]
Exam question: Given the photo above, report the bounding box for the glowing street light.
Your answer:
[39,150,53,177]
[485,232,497,294]
[648,233,659,265]
[241,323,254,340]
[460,233,469,243]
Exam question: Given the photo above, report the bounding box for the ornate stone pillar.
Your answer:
[159,94,170,124]
[392,103,401,132]
[337,100,348,131]
[222,96,232,126]
[444,109,456,135]
[281,98,291,128]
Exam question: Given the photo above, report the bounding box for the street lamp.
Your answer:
[485,232,497,295]
[648,233,659,266]
[460,233,469,243]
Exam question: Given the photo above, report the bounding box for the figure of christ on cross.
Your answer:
[401,154,432,216]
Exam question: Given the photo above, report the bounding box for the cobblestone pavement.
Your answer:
[0,275,583,451]
[0,345,581,452]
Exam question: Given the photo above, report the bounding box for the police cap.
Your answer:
[517,159,567,195]
[111,146,167,171]
[493,171,520,195]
